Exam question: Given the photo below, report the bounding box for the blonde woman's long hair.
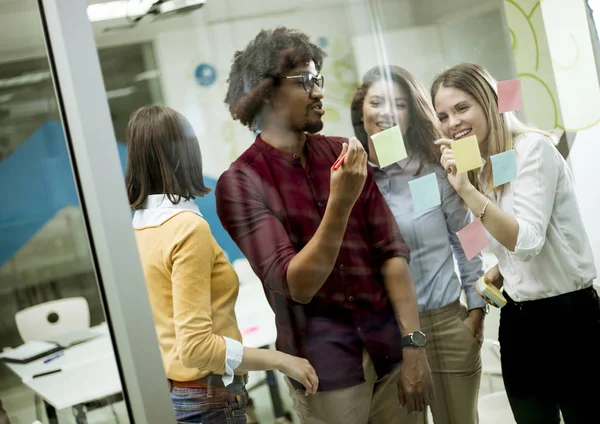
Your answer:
[431,63,557,194]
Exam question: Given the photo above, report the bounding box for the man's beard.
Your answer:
[303,119,324,134]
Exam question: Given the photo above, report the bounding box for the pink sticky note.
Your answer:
[456,218,489,260]
[497,79,522,113]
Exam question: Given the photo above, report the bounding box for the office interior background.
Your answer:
[1,0,599,423]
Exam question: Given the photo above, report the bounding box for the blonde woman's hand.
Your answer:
[483,264,504,289]
[279,353,319,395]
[476,264,504,307]
[434,139,474,196]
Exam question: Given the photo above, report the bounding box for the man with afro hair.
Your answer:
[216,27,432,423]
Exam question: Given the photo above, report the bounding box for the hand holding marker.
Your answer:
[333,151,347,170]
[333,136,362,170]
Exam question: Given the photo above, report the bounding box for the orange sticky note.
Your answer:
[451,135,482,174]
[497,79,522,113]
[456,218,489,260]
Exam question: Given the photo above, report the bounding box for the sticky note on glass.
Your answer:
[497,79,522,113]
[477,277,507,308]
[491,149,517,187]
[409,173,441,213]
[451,135,482,173]
[371,125,408,168]
[456,218,489,260]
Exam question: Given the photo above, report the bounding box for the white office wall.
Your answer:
[437,8,515,81]
[350,1,514,103]
[541,0,600,131]
[154,0,416,180]
[352,25,446,89]
[569,125,600,284]
[413,0,504,25]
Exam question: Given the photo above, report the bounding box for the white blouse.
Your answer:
[486,132,596,302]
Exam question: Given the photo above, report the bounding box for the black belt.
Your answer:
[505,286,596,310]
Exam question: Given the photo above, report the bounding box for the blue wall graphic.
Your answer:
[0,120,243,267]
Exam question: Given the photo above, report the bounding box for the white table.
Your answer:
[235,281,277,348]
[3,281,280,423]
[235,282,293,421]
[4,324,120,423]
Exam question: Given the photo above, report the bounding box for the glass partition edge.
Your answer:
[36,0,175,422]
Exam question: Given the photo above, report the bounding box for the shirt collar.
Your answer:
[254,133,310,165]
[132,194,202,229]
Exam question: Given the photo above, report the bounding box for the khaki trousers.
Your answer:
[287,300,481,424]
[287,350,425,424]
[421,300,482,424]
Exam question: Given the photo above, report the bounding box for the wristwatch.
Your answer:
[400,331,427,349]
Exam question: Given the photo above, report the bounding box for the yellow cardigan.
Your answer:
[134,210,243,382]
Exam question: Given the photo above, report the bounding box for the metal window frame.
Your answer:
[36,0,175,422]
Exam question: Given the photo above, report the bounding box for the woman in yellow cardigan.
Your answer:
[125,105,318,423]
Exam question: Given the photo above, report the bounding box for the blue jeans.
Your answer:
[170,382,248,424]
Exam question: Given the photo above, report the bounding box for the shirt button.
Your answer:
[348,296,355,302]
[293,153,299,158]
[339,264,345,270]
[318,201,323,207]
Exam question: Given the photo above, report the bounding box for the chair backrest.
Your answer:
[15,297,90,343]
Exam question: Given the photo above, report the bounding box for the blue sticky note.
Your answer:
[409,173,441,213]
[491,150,517,187]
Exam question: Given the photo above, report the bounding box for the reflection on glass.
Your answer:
[86,0,600,422]
[351,64,485,423]
[0,3,147,424]
[430,61,599,424]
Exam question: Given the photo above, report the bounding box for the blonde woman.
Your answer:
[125,105,318,423]
[351,65,485,424]
[431,63,599,424]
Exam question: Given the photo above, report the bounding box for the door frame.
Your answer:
[36,0,175,422]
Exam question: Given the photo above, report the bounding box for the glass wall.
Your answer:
[2,0,598,422]
[0,1,171,423]
[93,0,600,422]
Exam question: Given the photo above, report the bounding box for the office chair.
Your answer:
[15,297,90,342]
[14,298,121,423]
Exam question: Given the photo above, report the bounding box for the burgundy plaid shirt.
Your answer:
[216,134,410,391]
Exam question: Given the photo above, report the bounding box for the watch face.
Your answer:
[411,331,427,347]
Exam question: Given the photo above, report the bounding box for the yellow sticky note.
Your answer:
[371,125,408,168]
[451,135,482,173]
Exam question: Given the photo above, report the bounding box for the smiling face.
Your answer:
[361,79,410,139]
[269,60,325,134]
[433,85,490,149]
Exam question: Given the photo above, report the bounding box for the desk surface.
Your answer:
[5,324,118,410]
[4,281,277,410]
[235,282,277,349]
